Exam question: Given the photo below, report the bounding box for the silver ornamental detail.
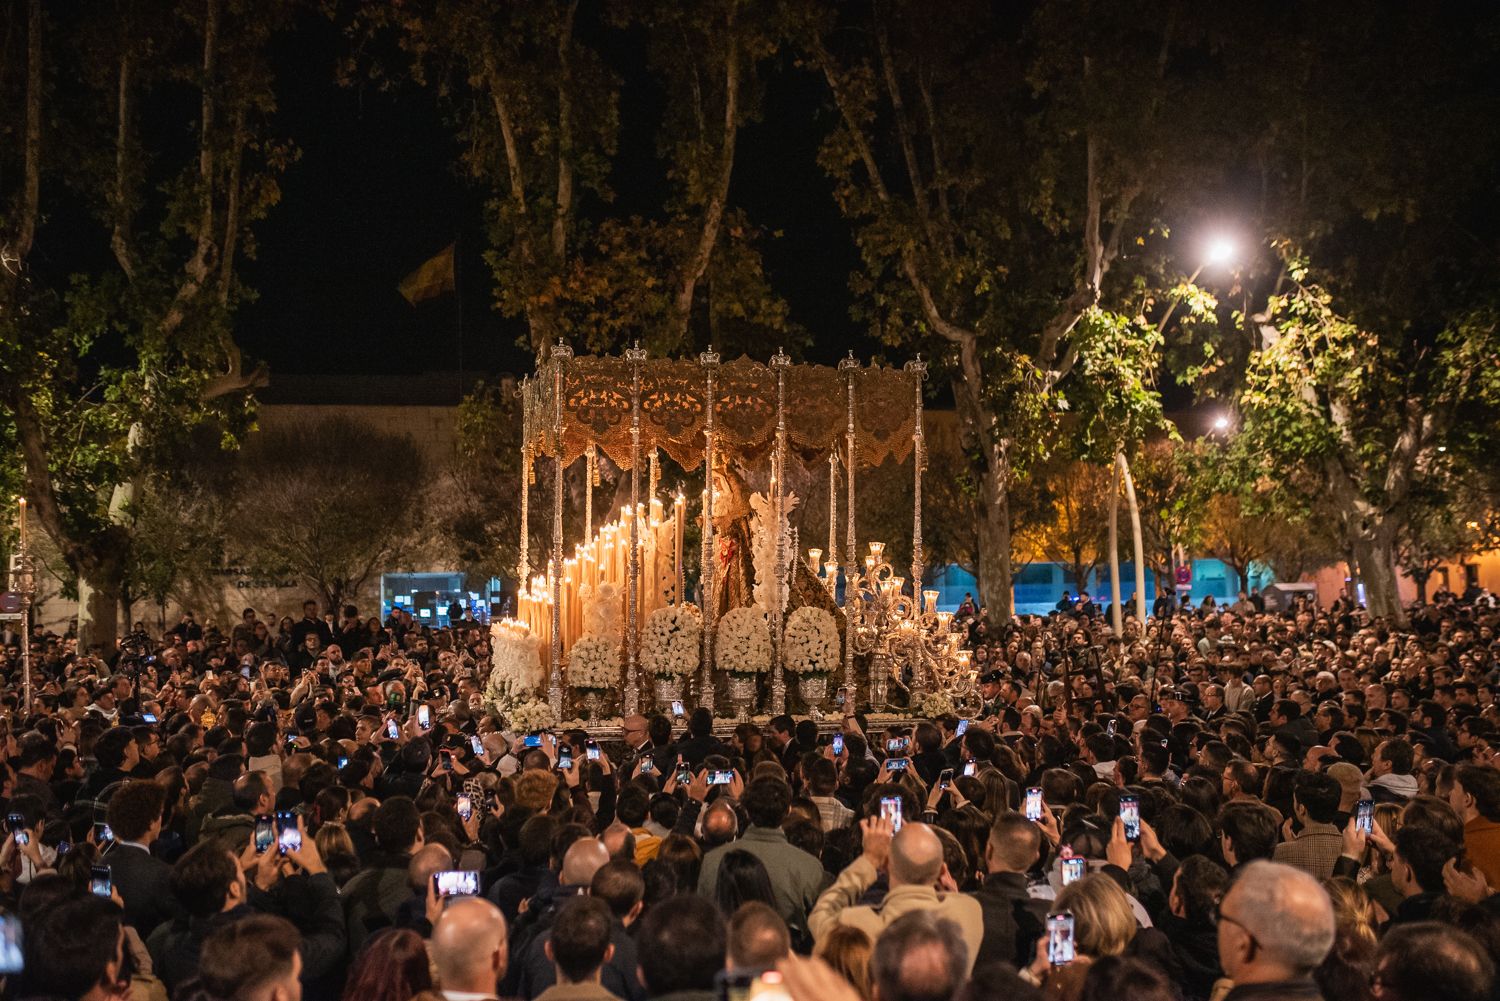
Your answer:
[699,349,720,713]
[625,343,647,715]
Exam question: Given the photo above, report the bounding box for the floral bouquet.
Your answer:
[486,620,544,709]
[504,698,559,735]
[641,603,702,678]
[783,605,840,676]
[568,634,620,691]
[718,605,772,676]
[913,690,956,718]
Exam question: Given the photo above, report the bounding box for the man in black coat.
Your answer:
[103,779,183,938]
[969,814,1049,969]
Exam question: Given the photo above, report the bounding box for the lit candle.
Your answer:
[17,498,25,551]
[807,548,822,574]
[674,493,685,604]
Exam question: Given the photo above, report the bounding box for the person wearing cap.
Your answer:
[1162,689,1192,725]
[977,671,1005,720]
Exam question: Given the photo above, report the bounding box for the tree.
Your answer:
[230,418,428,610]
[1020,459,1114,596]
[796,0,1223,616]
[350,0,794,360]
[1397,473,1500,604]
[1198,492,1275,595]
[1128,437,1200,593]
[1,0,293,649]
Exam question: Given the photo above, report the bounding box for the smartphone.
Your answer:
[886,737,909,754]
[1356,798,1374,835]
[385,720,400,740]
[470,735,486,757]
[523,734,544,748]
[417,704,432,730]
[1120,795,1141,841]
[639,758,657,774]
[1047,912,1076,965]
[879,796,904,834]
[4,814,21,834]
[835,687,847,707]
[586,740,601,761]
[456,795,473,822]
[141,712,158,724]
[1025,787,1043,822]
[1106,718,1118,737]
[964,761,977,777]
[95,823,114,845]
[0,913,20,975]
[285,731,299,746]
[831,734,844,756]
[275,812,301,855]
[55,840,71,856]
[253,815,275,854]
[11,829,27,847]
[240,664,252,679]
[938,768,954,789]
[439,749,454,770]
[672,700,684,718]
[885,758,908,772]
[387,691,403,708]
[956,719,969,737]
[432,870,480,898]
[90,864,112,898]
[1061,857,1086,886]
[337,755,349,770]
[708,770,735,786]
[557,751,574,771]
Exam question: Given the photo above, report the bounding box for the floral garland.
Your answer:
[783,605,840,676]
[568,634,620,691]
[912,690,956,718]
[718,605,772,675]
[641,603,702,678]
[484,620,555,731]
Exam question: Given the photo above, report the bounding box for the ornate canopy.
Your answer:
[521,353,921,471]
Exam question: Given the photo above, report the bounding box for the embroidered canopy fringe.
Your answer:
[521,354,921,471]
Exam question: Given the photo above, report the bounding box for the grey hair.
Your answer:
[871,911,968,1001]
[1229,860,1336,972]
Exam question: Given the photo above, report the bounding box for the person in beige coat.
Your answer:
[808,817,984,972]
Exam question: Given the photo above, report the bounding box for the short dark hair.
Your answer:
[637,895,726,994]
[1174,855,1229,925]
[196,914,301,1000]
[1217,801,1279,863]
[807,757,838,797]
[727,901,790,970]
[616,784,651,827]
[1376,922,1494,1001]
[744,777,792,829]
[19,896,123,1000]
[690,707,713,739]
[1380,739,1415,775]
[105,780,166,842]
[870,910,969,1001]
[550,897,613,984]
[590,860,644,919]
[1292,771,1342,825]
[769,714,794,738]
[1457,765,1500,822]
[518,815,559,867]
[1395,826,1458,893]
[1274,699,1301,721]
[94,728,135,770]
[232,771,272,812]
[171,842,240,917]
[373,796,422,851]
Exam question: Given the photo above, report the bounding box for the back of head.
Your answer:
[987,813,1042,873]
[1078,956,1177,1001]
[890,823,944,888]
[690,707,713,739]
[728,901,791,971]
[105,779,166,842]
[1293,771,1342,825]
[20,896,123,1001]
[590,860,645,919]
[560,837,610,888]
[407,843,453,891]
[194,914,301,1001]
[171,841,240,918]
[816,924,874,999]
[430,897,508,992]
[1227,860,1335,976]
[1376,921,1495,1001]
[638,894,726,995]
[1054,874,1137,958]
[550,897,614,985]
[1458,764,1500,821]
[1217,800,1280,863]
[744,776,792,828]
[374,796,422,853]
[870,910,969,1001]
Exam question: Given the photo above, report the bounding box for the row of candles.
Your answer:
[515,494,687,660]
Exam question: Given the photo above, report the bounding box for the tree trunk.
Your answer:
[1118,452,1148,624]
[1350,524,1404,624]
[976,458,1014,620]
[1108,460,1123,636]
[76,574,122,654]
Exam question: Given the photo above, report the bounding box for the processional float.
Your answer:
[486,344,975,730]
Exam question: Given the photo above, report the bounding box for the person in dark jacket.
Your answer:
[1157,856,1229,1001]
[970,814,1049,969]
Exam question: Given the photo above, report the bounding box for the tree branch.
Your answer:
[483,49,530,224]
[917,68,956,249]
[218,106,245,305]
[160,0,221,338]
[875,8,936,251]
[551,0,577,262]
[670,7,740,345]
[110,50,137,282]
[11,0,41,263]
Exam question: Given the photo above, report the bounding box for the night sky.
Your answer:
[238,11,868,382]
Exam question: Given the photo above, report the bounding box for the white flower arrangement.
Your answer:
[486,620,544,706]
[641,603,702,678]
[913,690,957,718]
[503,698,559,734]
[718,605,772,675]
[568,634,620,691]
[783,605,840,676]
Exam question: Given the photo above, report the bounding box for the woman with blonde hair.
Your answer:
[815,923,873,999]
[1023,874,1152,1001]
[316,821,361,888]
[1316,878,1377,1001]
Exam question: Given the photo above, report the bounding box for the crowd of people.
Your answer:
[0,586,1498,1001]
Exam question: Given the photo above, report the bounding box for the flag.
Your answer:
[398,243,456,305]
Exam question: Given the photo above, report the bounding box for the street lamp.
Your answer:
[1205,237,1236,267]
[1212,415,1230,432]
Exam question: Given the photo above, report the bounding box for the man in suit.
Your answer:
[104,779,182,937]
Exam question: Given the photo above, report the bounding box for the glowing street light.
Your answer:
[1205,237,1236,266]
[1212,415,1231,432]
